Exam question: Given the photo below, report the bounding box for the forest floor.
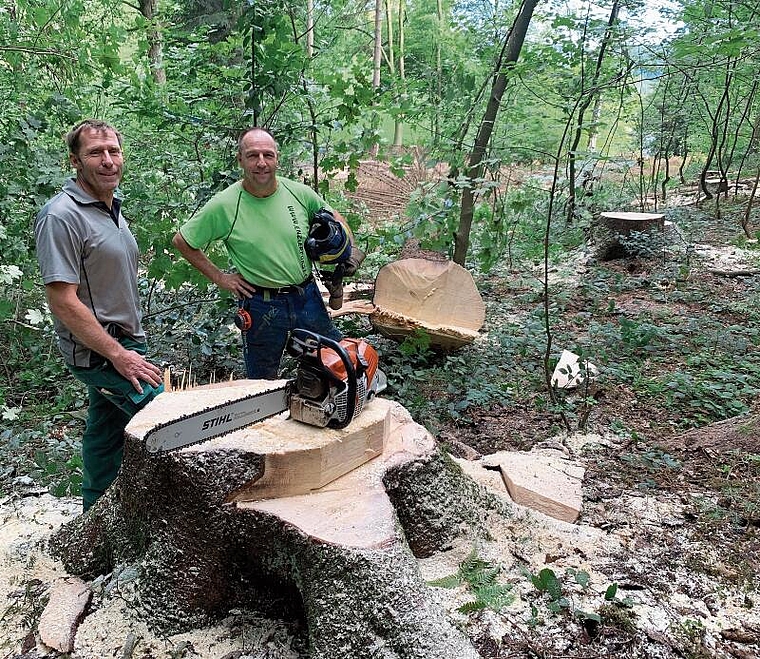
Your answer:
[1,172,760,658]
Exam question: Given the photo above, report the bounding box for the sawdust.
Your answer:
[371,306,480,343]
[3,432,758,659]
[0,494,302,658]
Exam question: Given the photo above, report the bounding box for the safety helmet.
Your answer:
[304,208,351,264]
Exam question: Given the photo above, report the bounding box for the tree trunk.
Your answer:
[392,0,406,147]
[48,385,505,658]
[453,0,539,266]
[592,211,665,260]
[139,0,166,85]
[372,0,383,90]
[566,0,620,224]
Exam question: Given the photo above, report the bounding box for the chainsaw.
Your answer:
[144,330,387,454]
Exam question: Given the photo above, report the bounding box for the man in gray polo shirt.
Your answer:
[35,119,163,511]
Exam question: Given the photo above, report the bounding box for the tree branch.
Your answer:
[0,46,76,60]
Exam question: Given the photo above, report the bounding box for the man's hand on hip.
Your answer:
[216,272,257,298]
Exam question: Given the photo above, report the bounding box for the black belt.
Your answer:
[252,276,313,296]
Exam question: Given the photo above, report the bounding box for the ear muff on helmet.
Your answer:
[305,208,351,264]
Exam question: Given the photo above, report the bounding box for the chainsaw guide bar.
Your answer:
[144,385,289,454]
[142,330,386,455]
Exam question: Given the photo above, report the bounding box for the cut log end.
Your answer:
[370,258,485,350]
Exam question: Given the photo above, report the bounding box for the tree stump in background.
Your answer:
[593,211,665,260]
[48,382,505,659]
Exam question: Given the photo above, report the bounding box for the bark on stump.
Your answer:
[48,381,506,659]
[593,211,665,260]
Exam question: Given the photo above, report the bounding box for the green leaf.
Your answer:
[428,574,463,589]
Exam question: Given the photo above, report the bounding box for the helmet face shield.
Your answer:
[305,208,351,264]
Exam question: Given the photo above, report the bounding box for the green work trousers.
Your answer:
[68,337,163,511]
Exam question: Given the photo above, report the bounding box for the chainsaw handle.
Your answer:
[289,329,357,429]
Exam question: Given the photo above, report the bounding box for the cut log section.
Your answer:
[48,381,505,658]
[594,211,665,260]
[37,577,91,653]
[370,258,485,350]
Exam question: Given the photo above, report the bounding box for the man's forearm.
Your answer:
[172,231,256,298]
[46,282,163,391]
[48,291,125,362]
[172,231,224,285]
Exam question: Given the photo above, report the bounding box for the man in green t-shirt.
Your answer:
[173,127,361,378]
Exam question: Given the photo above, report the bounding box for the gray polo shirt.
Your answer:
[35,178,146,367]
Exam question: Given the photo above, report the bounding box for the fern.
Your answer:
[428,546,514,614]
[428,573,463,589]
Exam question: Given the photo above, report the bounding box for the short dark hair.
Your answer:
[66,119,122,155]
[237,126,278,154]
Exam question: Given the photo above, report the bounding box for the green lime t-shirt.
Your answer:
[180,178,328,288]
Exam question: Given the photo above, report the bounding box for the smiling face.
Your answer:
[69,128,123,206]
[238,129,279,197]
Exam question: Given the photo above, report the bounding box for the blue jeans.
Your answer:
[242,280,342,379]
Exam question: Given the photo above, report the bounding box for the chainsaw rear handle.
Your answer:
[288,329,357,429]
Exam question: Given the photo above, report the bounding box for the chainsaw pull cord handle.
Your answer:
[290,329,357,429]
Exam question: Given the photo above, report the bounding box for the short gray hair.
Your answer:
[66,119,122,155]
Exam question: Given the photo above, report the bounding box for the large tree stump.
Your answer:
[48,381,506,658]
[593,211,665,260]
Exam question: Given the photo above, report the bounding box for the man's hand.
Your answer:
[111,349,163,394]
[215,272,257,299]
[172,232,256,299]
[323,273,345,310]
[342,246,366,277]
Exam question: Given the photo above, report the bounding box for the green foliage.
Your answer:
[0,422,83,498]
[428,547,514,613]
[378,333,516,434]
[527,567,570,614]
[522,566,635,632]
[621,448,681,473]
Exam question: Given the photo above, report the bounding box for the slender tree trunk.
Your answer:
[587,96,602,151]
[393,0,406,147]
[307,0,314,57]
[731,80,758,193]
[139,0,166,85]
[289,5,319,190]
[743,166,760,238]
[370,0,383,156]
[566,0,620,224]
[306,2,319,190]
[434,0,443,145]
[385,0,395,74]
[452,0,538,266]
[372,0,383,89]
[700,58,735,200]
